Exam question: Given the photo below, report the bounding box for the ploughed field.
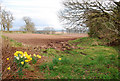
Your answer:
[3,33,88,50]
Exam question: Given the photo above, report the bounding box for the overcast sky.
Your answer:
[1,0,63,30]
[1,0,120,31]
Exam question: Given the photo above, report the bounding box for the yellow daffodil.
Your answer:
[14,51,23,57]
[33,54,36,57]
[7,58,9,60]
[7,66,10,70]
[14,53,18,57]
[27,56,32,61]
[38,56,41,59]
[37,55,40,57]
[58,58,61,61]
[19,51,23,55]
[25,60,29,62]
[26,55,31,59]
[24,52,27,55]
[21,62,24,65]
[16,51,19,54]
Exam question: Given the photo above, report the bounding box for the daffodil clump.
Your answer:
[14,51,32,64]
[13,51,33,78]
[13,51,42,68]
[6,51,42,78]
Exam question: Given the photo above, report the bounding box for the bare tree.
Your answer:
[59,0,120,44]
[0,9,14,31]
[21,17,35,32]
[59,0,119,29]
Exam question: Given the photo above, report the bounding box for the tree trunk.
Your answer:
[3,25,5,31]
[7,27,9,31]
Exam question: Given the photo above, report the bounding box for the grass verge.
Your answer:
[1,35,22,47]
[39,37,119,79]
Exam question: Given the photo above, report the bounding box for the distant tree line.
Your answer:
[43,27,56,34]
[35,27,56,34]
[59,0,120,45]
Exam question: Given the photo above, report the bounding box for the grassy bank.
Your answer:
[1,35,23,47]
[38,37,119,79]
[2,35,119,79]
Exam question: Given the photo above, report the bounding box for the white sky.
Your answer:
[1,0,64,30]
[1,0,120,30]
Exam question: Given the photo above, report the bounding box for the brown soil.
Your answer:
[3,33,88,50]
[3,33,88,45]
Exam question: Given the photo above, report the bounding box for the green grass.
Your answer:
[24,63,35,71]
[69,37,105,47]
[10,39,22,47]
[38,37,119,79]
